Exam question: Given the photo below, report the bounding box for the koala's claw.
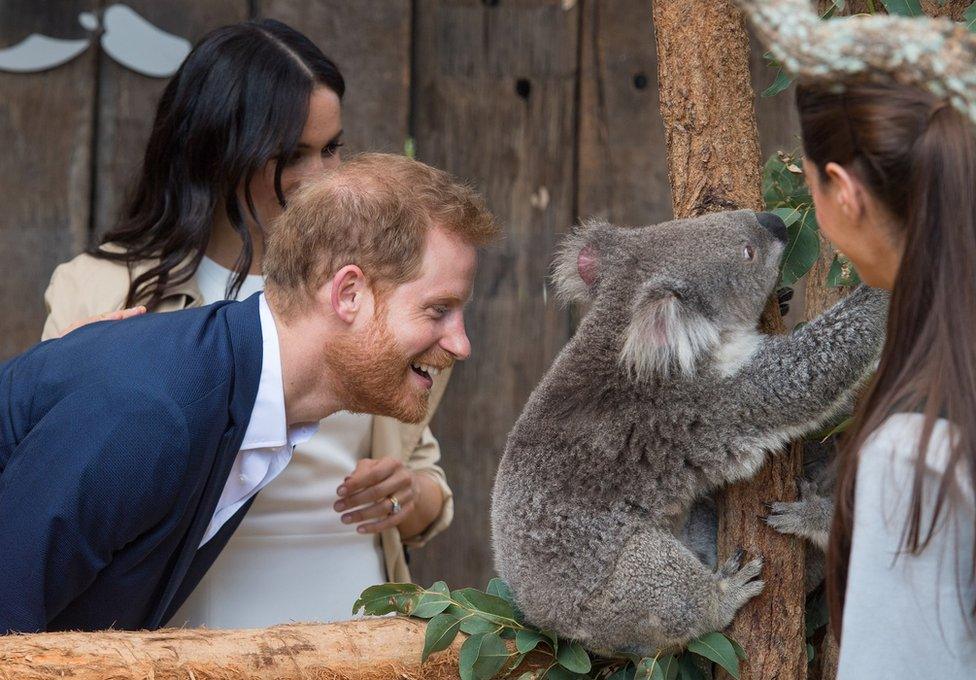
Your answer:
[718,556,765,616]
[764,495,832,551]
[717,549,746,577]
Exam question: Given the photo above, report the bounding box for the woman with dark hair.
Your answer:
[796,82,976,676]
[41,18,454,627]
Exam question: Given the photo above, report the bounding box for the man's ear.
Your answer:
[619,280,719,380]
[329,264,368,324]
[551,218,612,303]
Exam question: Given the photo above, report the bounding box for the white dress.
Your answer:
[167,257,385,628]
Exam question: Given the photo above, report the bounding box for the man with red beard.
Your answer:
[0,153,499,633]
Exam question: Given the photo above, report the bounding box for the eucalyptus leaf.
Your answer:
[965,1,976,32]
[779,209,820,287]
[412,590,453,619]
[827,253,861,288]
[422,612,461,662]
[762,68,793,98]
[459,632,510,680]
[607,664,637,680]
[770,206,802,228]
[677,655,709,680]
[807,643,815,663]
[881,0,923,16]
[547,666,589,680]
[516,629,546,654]
[487,577,526,622]
[556,641,591,674]
[634,657,664,680]
[729,638,748,661]
[657,654,680,680]
[353,583,422,616]
[687,632,741,679]
[453,588,519,623]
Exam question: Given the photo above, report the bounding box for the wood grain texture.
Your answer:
[93,1,249,238]
[577,0,672,226]
[0,618,467,680]
[259,0,412,155]
[409,0,580,589]
[652,1,806,678]
[0,1,96,360]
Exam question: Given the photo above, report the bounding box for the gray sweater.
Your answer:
[838,414,976,678]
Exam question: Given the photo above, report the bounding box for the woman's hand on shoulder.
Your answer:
[59,306,147,338]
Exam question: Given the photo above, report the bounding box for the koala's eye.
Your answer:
[742,244,756,261]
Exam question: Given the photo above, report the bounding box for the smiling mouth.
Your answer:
[410,363,442,381]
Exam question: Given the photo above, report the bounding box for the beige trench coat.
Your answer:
[41,249,454,584]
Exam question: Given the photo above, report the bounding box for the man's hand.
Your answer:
[60,306,147,338]
[335,458,420,534]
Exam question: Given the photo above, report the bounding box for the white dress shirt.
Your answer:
[199,292,318,546]
[169,257,384,627]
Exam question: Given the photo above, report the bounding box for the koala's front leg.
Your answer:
[765,479,832,551]
[732,285,888,440]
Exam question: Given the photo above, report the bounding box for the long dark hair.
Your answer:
[797,82,976,636]
[92,18,345,308]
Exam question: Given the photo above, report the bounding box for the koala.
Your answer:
[490,210,887,655]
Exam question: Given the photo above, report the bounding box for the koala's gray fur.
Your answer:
[490,210,887,655]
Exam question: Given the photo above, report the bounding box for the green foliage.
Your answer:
[881,0,923,16]
[966,2,976,32]
[356,580,748,680]
[827,253,861,287]
[763,152,821,287]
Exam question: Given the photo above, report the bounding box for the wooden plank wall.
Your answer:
[0,0,798,589]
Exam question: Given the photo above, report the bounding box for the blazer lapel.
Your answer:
[146,294,264,628]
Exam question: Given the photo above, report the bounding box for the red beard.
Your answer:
[325,311,452,424]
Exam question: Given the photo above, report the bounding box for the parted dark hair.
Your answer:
[91,18,345,309]
[797,81,976,637]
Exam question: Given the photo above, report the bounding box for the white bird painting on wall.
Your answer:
[0,4,191,78]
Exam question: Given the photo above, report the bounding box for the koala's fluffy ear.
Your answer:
[551,218,611,303]
[620,281,719,379]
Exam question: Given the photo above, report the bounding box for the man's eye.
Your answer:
[430,305,448,318]
[323,141,344,157]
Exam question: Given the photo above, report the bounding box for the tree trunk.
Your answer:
[651,2,806,679]
[0,618,493,680]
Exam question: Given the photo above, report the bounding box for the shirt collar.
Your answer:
[240,293,318,449]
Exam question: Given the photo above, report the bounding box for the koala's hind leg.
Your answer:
[578,528,763,656]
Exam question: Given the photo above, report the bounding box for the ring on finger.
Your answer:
[389,495,402,515]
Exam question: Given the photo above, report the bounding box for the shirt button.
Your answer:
[239,474,248,483]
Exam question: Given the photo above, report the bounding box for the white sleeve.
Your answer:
[837,414,976,679]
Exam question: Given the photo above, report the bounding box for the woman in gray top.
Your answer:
[796,82,976,677]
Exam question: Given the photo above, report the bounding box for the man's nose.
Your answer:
[442,318,471,361]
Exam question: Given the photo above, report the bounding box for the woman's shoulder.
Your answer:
[42,247,155,340]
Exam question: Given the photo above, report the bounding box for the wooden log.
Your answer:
[651,1,806,678]
[0,618,471,680]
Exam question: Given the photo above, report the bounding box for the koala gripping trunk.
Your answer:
[651,2,807,679]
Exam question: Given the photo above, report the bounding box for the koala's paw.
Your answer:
[716,550,764,616]
[764,480,831,551]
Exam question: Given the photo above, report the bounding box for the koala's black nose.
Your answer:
[756,211,788,244]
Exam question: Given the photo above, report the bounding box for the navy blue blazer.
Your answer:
[0,293,264,632]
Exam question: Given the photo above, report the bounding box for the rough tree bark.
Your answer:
[650,2,806,679]
[0,618,534,680]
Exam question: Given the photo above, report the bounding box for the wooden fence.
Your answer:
[0,0,799,589]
